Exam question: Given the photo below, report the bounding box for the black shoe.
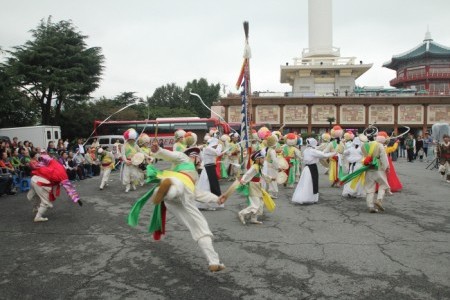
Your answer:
[7,191,16,195]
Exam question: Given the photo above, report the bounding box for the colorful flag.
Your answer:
[237,21,252,163]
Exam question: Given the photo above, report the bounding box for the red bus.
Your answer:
[93,117,231,149]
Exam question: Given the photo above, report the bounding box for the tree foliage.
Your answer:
[184,78,221,118]
[4,16,104,125]
[0,66,39,127]
[149,83,185,108]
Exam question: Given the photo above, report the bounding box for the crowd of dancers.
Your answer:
[23,124,450,272]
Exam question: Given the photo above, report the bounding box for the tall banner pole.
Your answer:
[235,21,252,169]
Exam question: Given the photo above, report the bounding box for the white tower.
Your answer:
[280,0,372,96]
[306,0,338,57]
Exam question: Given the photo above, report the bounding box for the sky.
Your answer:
[1,0,450,99]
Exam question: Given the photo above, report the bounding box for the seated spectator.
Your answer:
[20,148,33,176]
[73,149,88,178]
[0,173,16,196]
[12,137,18,148]
[68,151,84,180]
[0,150,16,175]
[83,147,94,177]
[58,151,76,181]
[47,141,58,157]
[57,139,65,152]
[29,151,40,171]
[24,141,32,153]
[10,149,23,175]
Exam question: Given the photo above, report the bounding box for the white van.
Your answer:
[85,135,124,151]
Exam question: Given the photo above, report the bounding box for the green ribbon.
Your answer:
[339,142,379,184]
[288,158,299,185]
[236,183,251,206]
[220,161,228,178]
[127,186,157,227]
[173,162,196,173]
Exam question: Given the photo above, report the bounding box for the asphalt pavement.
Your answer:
[0,157,449,299]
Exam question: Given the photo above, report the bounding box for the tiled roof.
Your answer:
[383,32,450,69]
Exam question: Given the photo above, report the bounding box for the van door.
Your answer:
[44,127,53,148]
[53,128,60,142]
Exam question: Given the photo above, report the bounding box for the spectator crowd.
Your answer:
[1,137,121,197]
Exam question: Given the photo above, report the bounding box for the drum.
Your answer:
[277,157,289,170]
[131,152,145,166]
[276,172,288,185]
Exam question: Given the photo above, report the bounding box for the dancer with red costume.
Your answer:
[27,154,81,222]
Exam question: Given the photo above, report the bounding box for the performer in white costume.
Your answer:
[361,134,390,213]
[121,128,145,193]
[292,138,336,204]
[341,137,365,198]
[98,147,115,190]
[265,135,280,198]
[128,140,225,272]
[219,150,275,225]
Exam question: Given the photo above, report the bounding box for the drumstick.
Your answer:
[222,179,241,199]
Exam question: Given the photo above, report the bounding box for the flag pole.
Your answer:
[243,21,252,169]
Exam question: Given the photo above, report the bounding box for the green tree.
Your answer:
[0,66,39,127]
[149,83,185,108]
[4,16,104,125]
[184,78,221,118]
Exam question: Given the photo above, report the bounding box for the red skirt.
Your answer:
[387,156,403,192]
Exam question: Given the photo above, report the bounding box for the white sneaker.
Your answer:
[34,216,48,222]
[132,184,137,191]
[125,187,130,193]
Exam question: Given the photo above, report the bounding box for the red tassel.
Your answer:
[152,202,166,241]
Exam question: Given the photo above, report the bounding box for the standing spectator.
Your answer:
[83,147,94,177]
[437,134,450,183]
[90,147,101,176]
[405,133,415,162]
[416,135,424,162]
[423,132,433,160]
[63,139,69,151]
[399,136,406,158]
[112,139,122,165]
[75,138,85,155]
[91,138,100,148]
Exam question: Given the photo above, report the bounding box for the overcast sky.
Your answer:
[1,0,450,99]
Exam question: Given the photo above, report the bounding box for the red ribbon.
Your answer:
[152,202,166,240]
[37,181,60,202]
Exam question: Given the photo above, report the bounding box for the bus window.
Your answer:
[136,123,155,134]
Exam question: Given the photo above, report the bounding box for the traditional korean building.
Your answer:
[383,30,450,95]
